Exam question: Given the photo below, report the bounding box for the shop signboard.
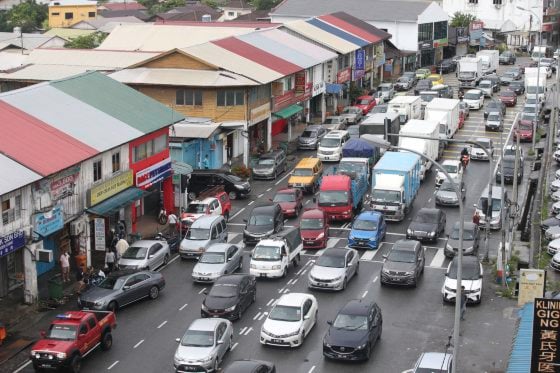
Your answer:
[136,157,172,189]
[272,89,295,112]
[33,165,81,207]
[433,38,448,48]
[470,21,484,31]
[94,218,106,251]
[353,69,365,80]
[33,205,64,239]
[312,81,325,97]
[518,269,546,306]
[88,170,134,207]
[354,49,365,80]
[0,230,25,257]
[295,72,306,95]
[531,298,560,372]
[337,67,351,83]
[295,82,312,101]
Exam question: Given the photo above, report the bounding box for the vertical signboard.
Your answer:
[94,218,106,251]
[295,72,306,96]
[518,269,546,306]
[532,298,560,372]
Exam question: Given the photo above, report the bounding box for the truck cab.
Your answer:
[318,174,366,222]
[300,208,329,249]
[249,228,302,278]
[370,174,406,221]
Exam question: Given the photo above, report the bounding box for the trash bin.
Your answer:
[48,274,63,299]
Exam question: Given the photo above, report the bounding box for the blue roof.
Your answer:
[306,18,369,47]
[506,303,533,373]
[374,151,420,172]
[356,210,382,221]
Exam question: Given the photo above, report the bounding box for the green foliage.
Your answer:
[201,0,222,8]
[348,82,365,106]
[0,11,9,32]
[450,12,477,28]
[249,0,280,10]
[5,0,47,32]
[64,32,107,49]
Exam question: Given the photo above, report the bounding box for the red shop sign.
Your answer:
[337,67,351,83]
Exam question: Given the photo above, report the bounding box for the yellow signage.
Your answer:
[518,268,546,306]
[89,170,133,207]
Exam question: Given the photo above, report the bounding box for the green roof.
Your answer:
[51,71,184,133]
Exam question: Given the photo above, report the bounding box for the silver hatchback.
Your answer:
[192,243,243,282]
[118,240,170,270]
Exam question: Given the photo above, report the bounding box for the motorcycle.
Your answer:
[461,154,470,168]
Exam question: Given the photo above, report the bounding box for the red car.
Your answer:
[499,90,517,107]
[272,188,303,218]
[514,120,534,142]
[300,208,329,249]
[354,95,376,115]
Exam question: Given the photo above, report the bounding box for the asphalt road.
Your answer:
[16,58,550,373]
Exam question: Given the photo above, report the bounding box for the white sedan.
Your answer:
[545,226,560,241]
[548,238,560,255]
[442,256,483,304]
[260,293,318,348]
[463,89,485,110]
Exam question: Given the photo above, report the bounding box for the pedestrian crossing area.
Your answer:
[226,233,451,269]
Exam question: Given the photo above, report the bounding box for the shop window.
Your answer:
[175,89,202,106]
[217,90,244,106]
[112,152,120,173]
[133,134,168,162]
[154,134,167,153]
[1,194,21,225]
[469,0,478,3]
[93,160,102,182]
[65,12,73,19]
[88,11,95,17]
[434,21,447,40]
[418,23,433,42]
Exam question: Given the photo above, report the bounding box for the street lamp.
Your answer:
[360,134,464,373]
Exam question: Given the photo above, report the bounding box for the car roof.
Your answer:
[417,207,440,216]
[451,221,476,230]
[322,248,351,258]
[225,360,272,371]
[276,188,297,194]
[296,157,320,169]
[129,240,160,248]
[205,243,233,253]
[276,292,311,307]
[338,299,375,316]
[418,352,453,369]
[393,239,420,251]
[191,215,223,228]
[356,210,382,221]
[214,274,249,286]
[324,130,349,138]
[304,125,323,131]
[442,160,460,166]
[301,208,324,219]
[107,269,146,279]
[451,255,479,267]
[189,318,225,331]
[466,89,481,93]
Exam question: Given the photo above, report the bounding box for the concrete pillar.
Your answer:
[24,245,38,304]
[305,100,311,123]
[321,93,326,123]
[333,93,339,115]
[266,116,272,151]
[243,124,249,166]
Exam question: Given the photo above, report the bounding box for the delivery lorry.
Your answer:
[249,227,302,278]
[370,152,421,221]
[424,98,460,142]
[318,174,367,222]
[387,95,422,124]
[525,67,548,101]
[458,57,483,88]
[359,112,400,148]
[476,50,499,75]
[398,119,440,180]
[532,46,550,62]
[339,138,380,184]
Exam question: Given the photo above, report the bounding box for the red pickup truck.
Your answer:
[180,185,232,227]
[31,311,116,373]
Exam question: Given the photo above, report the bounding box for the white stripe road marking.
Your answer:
[283,288,290,294]
[305,200,311,204]
[266,188,272,192]
[231,342,239,351]
[429,248,446,268]
[278,287,285,293]
[13,360,32,373]
[239,327,247,335]
[248,201,254,205]
[133,339,144,349]
[253,312,262,320]
[258,193,264,198]
[179,303,188,311]
[198,288,206,294]
[157,321,167,329]
[275,171,291,185]
[309,366,316,373]
[266,298,275,306]
[360,250,377,261]
[157,254,179,272]
[258,312,267,321]
[107,361,119,370]
[230,207,246,220]
[292,278,299,285]
[243,327,253,336]
[327,238,340,248]
[362,290,368,298]
[373,276,379,283]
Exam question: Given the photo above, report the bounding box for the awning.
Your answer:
[325,83,343,94]
[87,187,148,216]
[221,121,246,129]
[172,160,193,175]
[171,120,221,139]
[272,104,303,119]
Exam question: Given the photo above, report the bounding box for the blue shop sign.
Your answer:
[0,230,25,257]
[136,157,172,189]
[33,205,64,239]
[355,49,365,70]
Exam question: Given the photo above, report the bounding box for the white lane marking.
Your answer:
[198,288,207,294]
[266,188,272,192]
[239,327,247,335]
[266,298,275,306]
[248,201,255,205]
[428,198,432,202]
[243,327,253,336]
[275,171,291,185]
[231,342,239,351]
[429,248,446,268]
[287,278,295,285]
[13,360,32,373]
[179,303,188,311]
[157,254,180,272]
[373,276,379,283]
[278,287,285,293]
[283,288,290,294]
[157,321,167,329]
[107,361,119,370]
[305,200,311,205]
[360,250,377,261]
[230,207,246,220]
[386,232,406,236]
[253,312,262,320]
[133,339,144,349]
[258,193,264,198]
[258,312,267,320]
[327,238,340,248]
[362,290,368,298]
[308,366,316,373]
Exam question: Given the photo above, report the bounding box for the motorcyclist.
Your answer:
[460,147,470,168]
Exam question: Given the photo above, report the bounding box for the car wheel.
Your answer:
[252,289,256,303]
[229,191,239,200]
[237,306,243,320]
[101,332,113,351]
[364,343,372,361]
[228,335,233,351]
[107,301,118,313]
[214,358,219,373]
[69,355,81,373]
[274,171,277,179]
[149,286,159,300]
[282,267,287,278]
[355,261,360,275]
[163,254,169,265]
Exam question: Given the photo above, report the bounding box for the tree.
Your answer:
[450,12,477,28]
[64,32,107,49]
[6,0,47,32]
[250,0,280,10]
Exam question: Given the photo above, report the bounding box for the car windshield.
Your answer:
[318,191,349,205]
[414,211,435,223]
[301,130,317,138]
[46,325,77,341]
[372,105,387,113]
[487,113,500,121]
[97,276,125,290]
[333,314,368,330]
[181,330,214,347]
[450,226,475,240]
[342,108,359,114]
[208,283,238,298]
[522,112,536,120]
[380,86,391,91]
[475,140,491,150]
[358,99,371,105]
[397,77,409,83]
[186,203,206,213]
[321,138,341,147]
[269,305,301,322]
[464,92,480,100]
[199,252,225,264]
[526,98,538,105]
[387,249,416,263]
[519,123,532,131]
[503,160,515,171]
[300,218,323,230]
[502,72,515,78]
[443,164,458,174]
[459,71,475,79]
[420,93,436,102]
[258,158,275,166]
[524,106,537,114]
[122,246,147,260]
[527,86,545,94]
[478,197,501,212]
[324,118,339,124]
[252,245,281,261]
[353,218,377,231]
[372,190,401,203]
[273,193,295,202]
[293,168,313,176]
[510,82,522,87]
[316,254,345,268]
[225,174,243,183]
[448,261,480,280]
[479,82,491,88]
[188,228,210,240]
[248,214,273,226]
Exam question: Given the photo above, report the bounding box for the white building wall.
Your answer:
[368,20,418,52]
[0,185,33,237]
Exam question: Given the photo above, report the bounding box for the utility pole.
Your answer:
[499,128,507,286]
[511,134,521,265]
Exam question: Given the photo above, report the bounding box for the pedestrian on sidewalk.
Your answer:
[460,286,467,321]
[168,212,178,235]
[115,237,129,261]
[105,248,116,273]
[472,211,480,226]
[60,250,70,282]
[203,154,210,169]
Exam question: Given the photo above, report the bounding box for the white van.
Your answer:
[179,215,228,258]
[317,130,350,162]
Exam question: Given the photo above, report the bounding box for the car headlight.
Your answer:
[444,286,455,292]
[356,343,367,350]
[286,209,295,213]
[471,287,481,293]
[94,300,105,307]
[382,267,390,274]
[491,217,500,224]
[225,305,236,312]
[429,231,436,237]
[175,354,185,363]
[56,352,66,359]
[250,263,257,269]
[348,234,355,240]
[316,232,325,240]
[407,229,413,235]
[272,265,281,270]
[333,276,344,281]
[284,329,301,337]
[404,271,413,276]
[31,351,39,359]
[198,355,213,363]
[446,244,453,250]
[201,303,208,311]
[197,247,204,252]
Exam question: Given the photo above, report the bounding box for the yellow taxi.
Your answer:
[428,74,444,85]
[288,158,323,194]
[415,68,431,80]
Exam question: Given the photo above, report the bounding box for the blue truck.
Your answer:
[318,173,369,222]
[370,151,421,222]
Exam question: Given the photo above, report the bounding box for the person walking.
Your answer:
[460,286,468,320]
[60,250,70,282]
[115,237,129,261]
[168,212,178,235]
[105,248,116,273]
[472,210,481,226]
[203,154,210,169]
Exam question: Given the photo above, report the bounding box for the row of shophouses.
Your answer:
[0,12,401,302]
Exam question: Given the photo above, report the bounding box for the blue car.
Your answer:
[348,211,387,250]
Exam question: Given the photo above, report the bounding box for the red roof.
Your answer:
[212,37,301,75]
[153,20,278,27]
[318,14,382,43]
[0,101,97,176]
[103,2,146,11]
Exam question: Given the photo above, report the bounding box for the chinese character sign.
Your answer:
[532,299,560,372]
[0,230,25,257]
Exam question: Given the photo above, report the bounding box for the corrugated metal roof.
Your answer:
[0,64,91,82]
[0,99,98,176]
[0,154,42,195]
[306,18,368,47]
[318,13,391,43]
[0,52,27,71]
[1,85,144,151]
[507,303,533,373]
[184,43,283,84]
[110,67,259,87]
[51,72,185,134]
[212,37,301,75]
[44,28,96,40]
[282,20,358,54]
[258,29,337,62]
[26,48,159,69]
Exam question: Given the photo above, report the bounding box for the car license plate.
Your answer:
[337,354,345,359]
[272,339,283,343]
[200,277,209,281]
[42,364,52,368]
[260,273,267,277]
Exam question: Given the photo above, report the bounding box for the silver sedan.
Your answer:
[118,240,170,271]
[308,248,359,291]
[192,244,243,282]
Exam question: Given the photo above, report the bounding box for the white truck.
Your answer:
[249,228,302,278]
[457,57,483,88]
[476,50,499,75]
[525,67,548,101]
[424,98,460,142]
[387,95,422,124]
[532,46,548,62]
[398,119,440,180]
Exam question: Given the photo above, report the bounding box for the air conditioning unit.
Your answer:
[36,244,53,263]
[70,220,86,236]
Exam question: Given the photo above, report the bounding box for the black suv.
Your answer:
[499,51,516,65]
[186,170,251,200]
[484,100,506,119]
[414,79,432,95]
[439,58,457,74]
[243,204,284,245]
[381,240,425,287]
[406,208,446,242]
[496,155,523,184]
[323,299,382,361]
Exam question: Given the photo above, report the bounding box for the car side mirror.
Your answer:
[148,255,154,259]
[304,315,310,320]
[382,254,388,259]
[417,257,422,262]
[203,290,208,295]
[473,204,477,208]
[175,338,180,343]
[79,333,86,339]
[217,339,224,345]
[123,285,130,290]
[227,257,232,262]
